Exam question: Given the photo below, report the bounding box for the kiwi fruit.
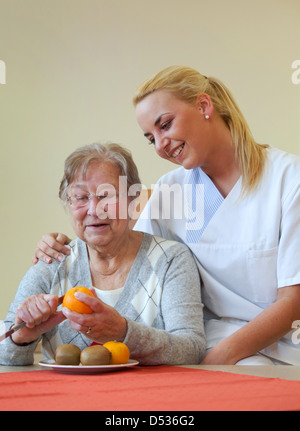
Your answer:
[80,345,111,365]
[55,344,81,365]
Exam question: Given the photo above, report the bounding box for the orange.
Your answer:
[103,341,130,365]
[63,286,93,314]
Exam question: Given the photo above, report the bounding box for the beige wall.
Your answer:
[0,0,299,318]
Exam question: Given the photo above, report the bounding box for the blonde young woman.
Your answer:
[33,66,300,365]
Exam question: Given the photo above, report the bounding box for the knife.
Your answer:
[0,295,65,343]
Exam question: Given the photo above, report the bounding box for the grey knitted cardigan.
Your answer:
[0,233,205,365]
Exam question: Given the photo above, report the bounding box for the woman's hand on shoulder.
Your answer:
[32,232,72,264]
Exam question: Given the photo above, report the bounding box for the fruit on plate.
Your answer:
[103,341,130,365]
[80,345,111,366]
[62,286,93,314]
[55,344,81,365]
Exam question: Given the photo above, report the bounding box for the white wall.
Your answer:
[0,0,299,318]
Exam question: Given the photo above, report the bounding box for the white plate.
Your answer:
[38,359,139,374]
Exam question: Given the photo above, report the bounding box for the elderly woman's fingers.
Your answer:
[16,294,58,328]
[11,295,63,351]
[62,293,127,343]
[73,290,102,311]
[61,307,93,332]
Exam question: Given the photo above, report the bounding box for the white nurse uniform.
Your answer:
[134,147,300,364]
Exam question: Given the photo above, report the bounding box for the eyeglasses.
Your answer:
[67,192,119,209]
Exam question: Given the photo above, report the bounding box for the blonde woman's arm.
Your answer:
[32,233,71,264]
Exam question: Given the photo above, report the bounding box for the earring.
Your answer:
[204,114,210,120]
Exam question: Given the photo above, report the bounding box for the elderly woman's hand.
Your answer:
[62,288,127,343]
[11,294,66,345]
[32,233,72,264]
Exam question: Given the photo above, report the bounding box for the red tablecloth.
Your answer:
[0,365,300,411]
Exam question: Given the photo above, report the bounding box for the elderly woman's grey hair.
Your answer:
[59,142,142,204]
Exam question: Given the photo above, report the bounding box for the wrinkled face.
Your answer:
[135,90,212,170]
[67,161,129,248]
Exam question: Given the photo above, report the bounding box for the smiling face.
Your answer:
[68,161,129,249]
[135,89,214,170]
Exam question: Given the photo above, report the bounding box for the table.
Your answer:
[183,364,300,381]
[2,353,300,380]
[1,354,300,411]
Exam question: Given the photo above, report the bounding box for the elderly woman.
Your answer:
[0,143,205,366]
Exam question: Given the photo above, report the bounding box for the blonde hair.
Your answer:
[133,65,268,194]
